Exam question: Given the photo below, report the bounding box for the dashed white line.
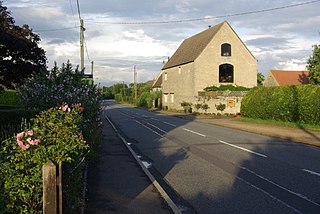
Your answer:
[302,169,320,177]
[219,140,267,158]
[183,128,206,137]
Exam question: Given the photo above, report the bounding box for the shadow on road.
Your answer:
[87,101,320,213]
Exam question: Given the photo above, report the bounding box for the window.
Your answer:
[221,43,231,56]
[170,93,174,103]
[164,93,168,103]
[219,64,234,83]
[164,72,167,81]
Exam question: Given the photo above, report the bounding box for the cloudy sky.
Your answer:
[4,0,320,86]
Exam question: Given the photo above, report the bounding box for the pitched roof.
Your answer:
[270,70,310,86]
[162,21,225,70]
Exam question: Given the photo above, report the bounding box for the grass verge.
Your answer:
[236,117,320,131]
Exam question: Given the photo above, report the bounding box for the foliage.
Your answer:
[0,90,21,107]
[135,91,161,108]
[201,103,209,113]
[0,2,46,91]
[257,72,265,86]
[0,104,88,213]
[204,84,250,91]
[216,103,226,113]
[18,61,101,126]
[307,44,320,84]
[101,86,114,99]
[194,103,202,110]
[181,101,192,113]
[241,85,320,125]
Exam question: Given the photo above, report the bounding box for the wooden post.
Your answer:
[43,160,57,214]
[58,162,63,214]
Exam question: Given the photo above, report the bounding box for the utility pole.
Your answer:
[134,65,137,100]
[91,61,94,76]
[80,19,85,71]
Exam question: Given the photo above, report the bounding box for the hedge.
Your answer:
[0,90,21,107]
[240,85,320,125]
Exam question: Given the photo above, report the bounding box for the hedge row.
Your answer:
[240,85,320,125]
[0,90,21,107]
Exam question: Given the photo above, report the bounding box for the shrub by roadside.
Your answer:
[241,85,320,125]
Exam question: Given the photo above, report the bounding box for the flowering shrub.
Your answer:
[18,61,100,126]
[0,103,88,213]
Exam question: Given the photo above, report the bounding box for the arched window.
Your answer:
[219,64,234,83]
[221,43,231,56]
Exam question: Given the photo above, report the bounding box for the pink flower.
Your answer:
[16,132,24,141]
[27,130,34,136]
[83,140,87,145]
[27,137,33,144]
[33,139,40,145]
[17,140,29,150]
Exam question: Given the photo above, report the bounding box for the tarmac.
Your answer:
[85,109,320,213]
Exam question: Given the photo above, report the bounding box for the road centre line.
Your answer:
[182,128,206,137]
[302,169,320,177]
[219,140,267,158]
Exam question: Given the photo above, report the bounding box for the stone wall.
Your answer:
[193,91,247,114]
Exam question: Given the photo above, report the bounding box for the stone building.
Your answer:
[153,21,257,113]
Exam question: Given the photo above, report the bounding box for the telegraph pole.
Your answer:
[80,19,85,71]
[134,65,137,100]
[91,61,94,76]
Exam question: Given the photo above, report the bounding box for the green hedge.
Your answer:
[240,85,320,125]
[0,109,39,124]
[204,84,251,91]
[0,90,21,107]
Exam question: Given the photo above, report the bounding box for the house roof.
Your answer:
[270,70,310,86]
[162,21,225,70]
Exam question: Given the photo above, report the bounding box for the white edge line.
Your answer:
[183,128,206,137]
[105,115,182,214]
[302,169,320,177]
[219,140,267,158]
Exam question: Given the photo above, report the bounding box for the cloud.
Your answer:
[4,0,320,85]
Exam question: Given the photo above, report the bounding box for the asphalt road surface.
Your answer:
[102,101,320,214]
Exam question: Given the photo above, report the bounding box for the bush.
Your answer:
[181,101,192,113]
[0,104,88,213]
[204,84,250,91]
[241,85,320,125]
[0,90,21,107]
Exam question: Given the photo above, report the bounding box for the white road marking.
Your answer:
[134,120,164,138]
[146,122,168,134]
[302,169,320,177]
[219,140,267,158]
[151,118,177,127]
[163,121,177,127]
[183,128,206,137]
[241,166,320,207]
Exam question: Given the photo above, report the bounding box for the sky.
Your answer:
[4,0,320,86]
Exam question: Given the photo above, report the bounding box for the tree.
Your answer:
[307,44,320,84]
[257,72,265,86]
[0,2,46,90]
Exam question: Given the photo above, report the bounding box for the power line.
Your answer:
[88,0,320,25]
[35,26,79,32]
[69,0,78,27]
[83,34,91,63]
[76,0,82,20]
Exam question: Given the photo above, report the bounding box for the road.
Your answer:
[102,101,320,214]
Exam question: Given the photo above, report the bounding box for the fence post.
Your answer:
[43,160,57,214]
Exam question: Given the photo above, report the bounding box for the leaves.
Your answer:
[307,44,320,84]
[0,2,46,90]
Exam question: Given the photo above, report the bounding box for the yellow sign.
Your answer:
[227,100,236,108]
